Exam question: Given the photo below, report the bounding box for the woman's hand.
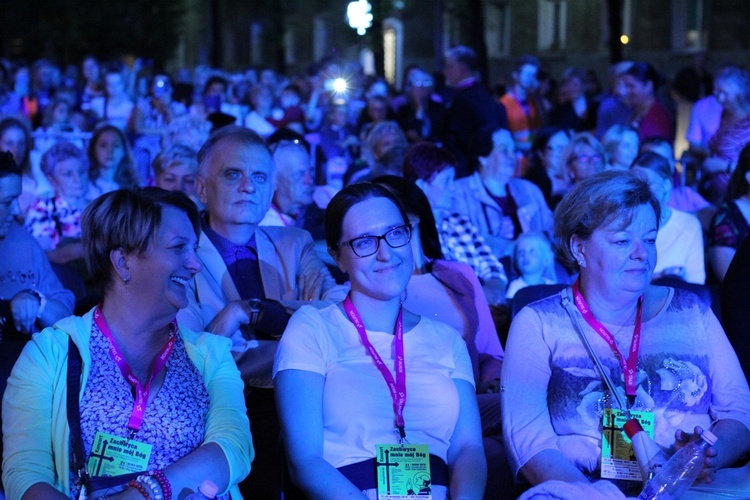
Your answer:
[672,426,718,484]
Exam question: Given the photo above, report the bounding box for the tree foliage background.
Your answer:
[0,0,187,66]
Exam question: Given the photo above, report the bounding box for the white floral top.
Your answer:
[501,287,750,480]
[24,196,83,251]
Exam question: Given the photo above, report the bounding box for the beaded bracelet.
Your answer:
[127,479,151,499]
[150,470,172,500]
[138,474,163,500]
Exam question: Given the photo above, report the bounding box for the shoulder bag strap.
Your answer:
[67,336,89,486]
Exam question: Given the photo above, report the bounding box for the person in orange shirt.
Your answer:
[500,55,544,162]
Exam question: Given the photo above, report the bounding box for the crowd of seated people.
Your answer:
[1,46,750,500]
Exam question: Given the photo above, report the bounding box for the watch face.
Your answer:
[248,299,263,326]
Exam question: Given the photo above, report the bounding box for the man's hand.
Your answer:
[205,300,254,337]
[10,290,41,334]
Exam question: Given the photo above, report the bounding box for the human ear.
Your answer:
[110,248,131,283]
[329,247,346,274]
[569,234,586,267]
[195,175,208,205]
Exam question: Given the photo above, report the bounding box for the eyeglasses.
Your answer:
[269,138,302,155]
[411,80,433,88]
[338,224,412,257]
[573,154,603,164]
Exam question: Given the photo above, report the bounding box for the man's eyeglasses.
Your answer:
[338,224,412,257]
[411,80,433,88]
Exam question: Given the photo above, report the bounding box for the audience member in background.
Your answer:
[702,66,750,204]
[344,120,407,186]
[453,128,552,259]
[24,142,89,270]
[550,66,597,132]
[267,84,306,134]
[244,85,277,138]
[152,144,199,202]
[176,126,347,498]
[505,231,556,300]
[87,124,140,199]
[374,174,512,495]
[595,60,635,138]
[0,150,74,486]
[396,68,445,143]
[33,97,85,155]
[502,169,750,498]
[89,63,134,132]
[630,151,706,284]
[317,101,358,170]
[708,143,750,281]
[275,182,486,499]
[0,116,50,215]
[167,114,212,152]
[672,52,713,103]
[130,73,187,177]
[500,55,543,155]
[25,59,59,128]
[639,136,715,231]
[3,187,252,499]
[442,45,508,177]
[562,132,607,186]
[601,124,639,170]
[356,94,395,139]
[621,62,674,143]
[77,55,104,119]
[523,126,572,208]
[403,142,508,306]
[260,138,318,231]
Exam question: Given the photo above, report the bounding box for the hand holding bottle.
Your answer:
[671,426,718,484]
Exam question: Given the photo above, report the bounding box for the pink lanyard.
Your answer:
[94,307,176,432]
[571,280,643,398]
[343,295,407,441]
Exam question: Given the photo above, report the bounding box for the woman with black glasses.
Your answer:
[274,182,486,499]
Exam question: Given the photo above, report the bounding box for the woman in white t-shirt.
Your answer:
[630,151,706,284]
[274,183,486,499]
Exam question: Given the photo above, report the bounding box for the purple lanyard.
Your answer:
[94,307,176,432]
[571,279,643,398]
[343,295,407,441]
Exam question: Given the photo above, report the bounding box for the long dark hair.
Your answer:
[372,175,444,260]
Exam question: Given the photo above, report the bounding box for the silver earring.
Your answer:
[577,260,584,266]
[123,275,131,284]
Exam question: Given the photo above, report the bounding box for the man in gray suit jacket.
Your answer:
[178,126,347,498]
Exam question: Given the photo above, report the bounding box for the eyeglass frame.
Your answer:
[336,224,413,257]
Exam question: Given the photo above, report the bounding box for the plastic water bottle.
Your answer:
[637,429,717,499]
[623,418,669,484]
[184,480,219,499]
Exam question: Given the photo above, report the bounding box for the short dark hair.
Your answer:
[445,46,478,73]
[630,151,671,181]
[197,125,270,177]
[325,182,409,251]
[82,187,200,295]
[623,61,663,89]
[373,175,443,261]
[553,170,660,270]
[203,75,228,95]
[513,55,540,73]
[402,142,455,182]
[0,117,32,172]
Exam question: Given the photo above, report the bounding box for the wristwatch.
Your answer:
[247,298,263,326]
[23,289,47,318]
